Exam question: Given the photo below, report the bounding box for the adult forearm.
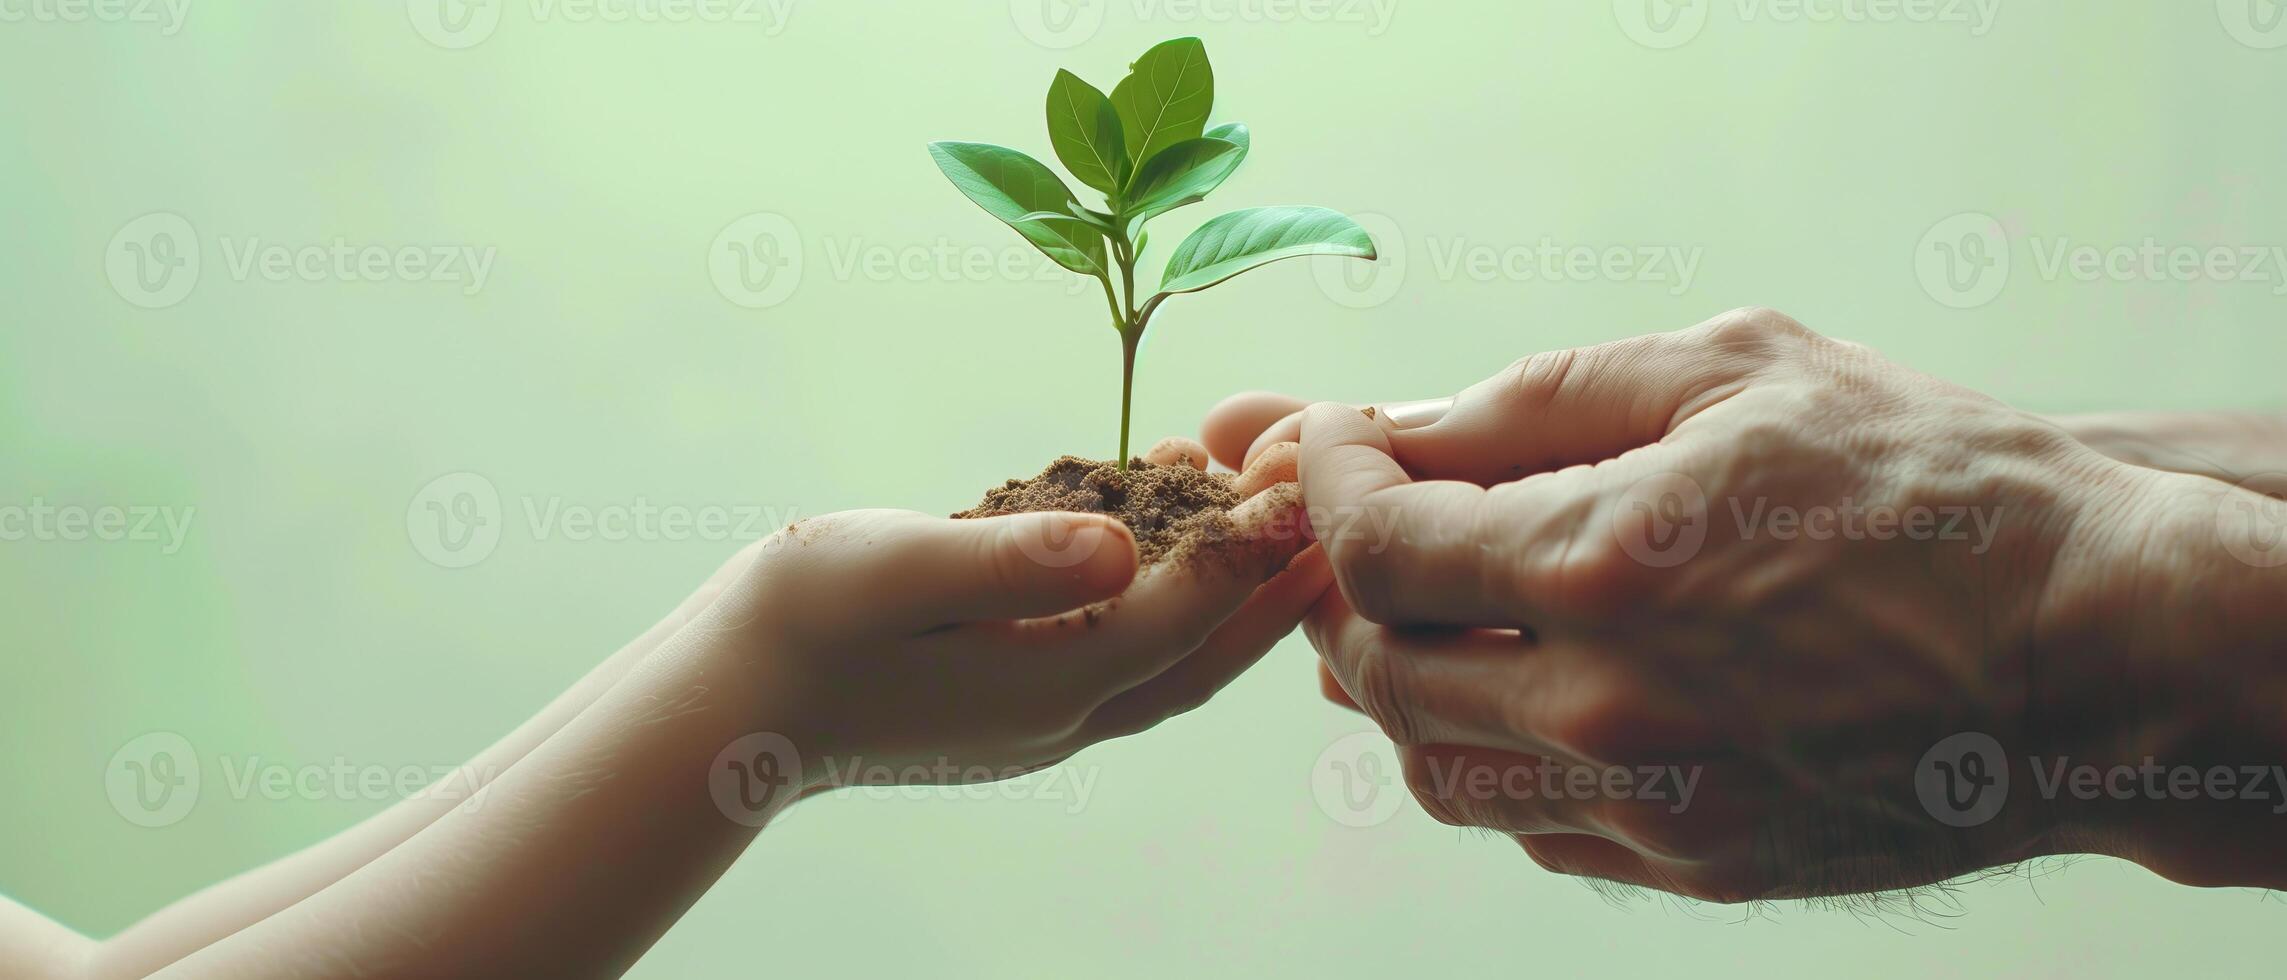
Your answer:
[2052,410,2287,482]
[2037,471,2287,887]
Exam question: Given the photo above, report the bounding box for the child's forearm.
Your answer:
[88,549,756,980]
[145,591,793,978]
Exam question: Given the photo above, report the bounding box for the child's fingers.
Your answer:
[783,510,1137,633]
[1202,391,1311,470]
[1062,485,1312,692]
[916,511,1138,627]
[1142,436,1211,470]
[1232,442,1299,497]
[1079,545,1331,741]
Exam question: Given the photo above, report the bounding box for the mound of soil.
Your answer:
[953,455,1251,568]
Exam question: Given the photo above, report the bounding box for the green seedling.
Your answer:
[929,36,1378,470]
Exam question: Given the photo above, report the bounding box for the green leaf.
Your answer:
[1109,38,1213,179]
[1206,121,1249,154]
[927,140,1109,278]
[1155,206,1376,296]
[1045,70,1126,197]
[1023,214,1112,278]
[1066,202,1118,231]
[1123,133,1245,225]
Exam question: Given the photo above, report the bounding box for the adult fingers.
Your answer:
[1517,834,1664,893]
[1249,308,1809,483]
[1297,400,1517,626]
[1300,401,1696,628]
[1400,744,1591,835]
[1079,546,1332,740]
[1406,745,1744,865]
[1318,662,1362,712]
[1345,318,1754,484]
[1303,587,1642,761]
[1517,835,1763,904]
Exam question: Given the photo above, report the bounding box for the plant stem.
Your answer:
[1109,223,1143,472]
[1117,328,1138,469]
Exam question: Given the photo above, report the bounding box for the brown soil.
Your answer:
[953,455,1250,569]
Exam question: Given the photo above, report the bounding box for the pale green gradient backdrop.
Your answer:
[3,1,2282,976]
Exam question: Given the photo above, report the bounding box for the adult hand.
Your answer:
[1208,308,2287,901]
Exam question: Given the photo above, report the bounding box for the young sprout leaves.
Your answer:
[1109,37,1214,181]
[926,141,1108,278]
[1045,69,1126,195]
[927,37,1377,469]
[1123,128,1245,225]
[1155,206,1375,295]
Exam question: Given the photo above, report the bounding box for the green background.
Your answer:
[4,1,2282,976]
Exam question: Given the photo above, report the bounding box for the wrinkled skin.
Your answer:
[1207,308,2287,901]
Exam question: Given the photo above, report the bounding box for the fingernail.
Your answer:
[1379,397,1453,430]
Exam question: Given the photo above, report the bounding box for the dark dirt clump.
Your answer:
[953,456,1249,568]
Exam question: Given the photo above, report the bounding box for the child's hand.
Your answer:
[50,439,1318,977]
[713,437,1323,793]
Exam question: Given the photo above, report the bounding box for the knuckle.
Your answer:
[1345,635,1425,746]
[1726,416,1809,463]
[1498,348,1578,415]
[1483,479,1651,618]
[1698,306,1811,359]
[1559,533,1651,615]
